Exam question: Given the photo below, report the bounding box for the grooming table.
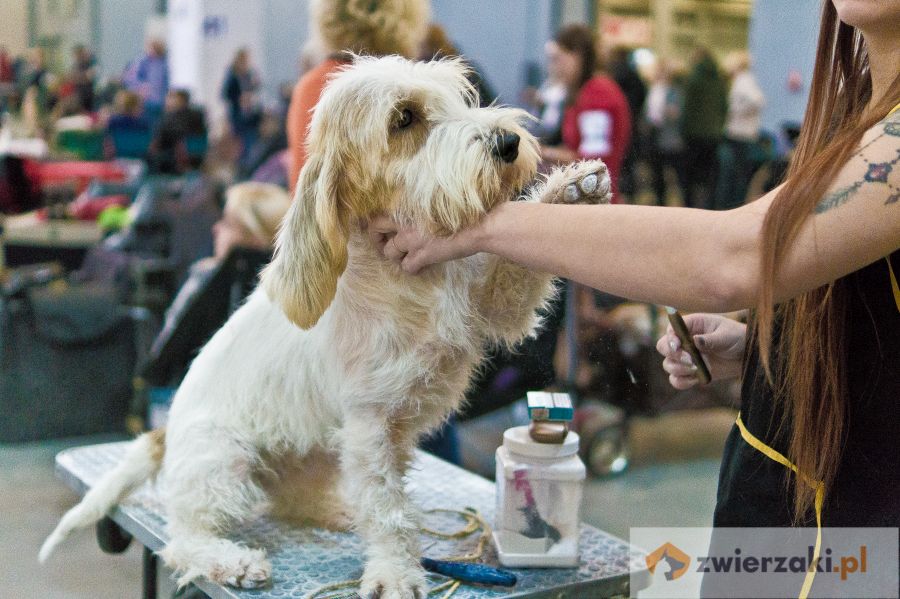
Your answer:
[55,443,650,598]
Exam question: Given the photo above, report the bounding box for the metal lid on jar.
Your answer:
[503,425,580,458]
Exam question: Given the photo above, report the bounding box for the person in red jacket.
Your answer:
[541,24,631,202]
[0,46,13,83]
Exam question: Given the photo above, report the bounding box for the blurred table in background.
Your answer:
[3,211,101,270]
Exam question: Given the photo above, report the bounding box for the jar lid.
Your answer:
[502,425,580,458]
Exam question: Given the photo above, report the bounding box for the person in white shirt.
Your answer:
[644,59,687,205]
[715,51,766,210]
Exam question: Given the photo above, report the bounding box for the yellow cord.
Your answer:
[304,579,362,599]
[436,580,461,599]
[886,256,900,314]
[736,414,824,599]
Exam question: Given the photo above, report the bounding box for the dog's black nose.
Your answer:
[493,132,520,163]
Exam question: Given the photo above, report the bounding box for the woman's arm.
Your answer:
[377,114,900,312]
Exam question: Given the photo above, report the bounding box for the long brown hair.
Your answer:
[756,2,900,520]
[554,24,597,104]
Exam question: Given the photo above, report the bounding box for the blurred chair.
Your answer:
[0,276,138,442]
[184,135,208,158]
[55,129,106,161]
[108,128,152,160]
[137,248,271,423]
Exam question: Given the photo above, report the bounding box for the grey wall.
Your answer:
[95,0,309,102]
[0,1,29,55]
[748,0,820,135]
[260,0,559,108]
[262,0,311,99]
[91,0,561,108]
[431,0,555,107]
[97,0,159,81]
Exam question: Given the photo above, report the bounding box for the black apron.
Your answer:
[706,251,900,598]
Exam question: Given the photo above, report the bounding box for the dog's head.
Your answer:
[263,55,540,329]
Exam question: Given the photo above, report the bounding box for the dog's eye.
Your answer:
[397,108,414,129]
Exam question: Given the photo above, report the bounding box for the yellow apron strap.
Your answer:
[736,414,824,599]
[890,102,900,116]
[887,256,900,314]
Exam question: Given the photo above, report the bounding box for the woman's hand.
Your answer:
[366,213,487,273]
[655,313,747,389]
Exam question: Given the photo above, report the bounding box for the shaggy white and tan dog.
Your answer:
[41,56,610,598]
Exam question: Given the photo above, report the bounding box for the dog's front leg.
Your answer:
[338,410,426,599]
[477,253,556,348]
[478,160,612,347]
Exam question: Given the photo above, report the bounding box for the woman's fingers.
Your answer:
[655,329,681,357]
[383,236,407,262]
[401,252,426,274]
[669,373,698,390]
[368,217,428,267]
[663,356,697,377]
[367,215,399,257]
[398,229,464,273]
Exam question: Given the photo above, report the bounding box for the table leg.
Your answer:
[96,516,133,554]
[143,546,158,599]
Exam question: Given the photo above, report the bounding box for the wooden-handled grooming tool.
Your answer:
[665,307,712,385]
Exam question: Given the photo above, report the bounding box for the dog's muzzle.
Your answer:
[492,132,520,164]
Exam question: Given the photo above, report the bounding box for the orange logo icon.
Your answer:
[646,542,691,581]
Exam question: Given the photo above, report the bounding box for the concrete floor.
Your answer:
[0,435,144,599]
[0,408,734,598]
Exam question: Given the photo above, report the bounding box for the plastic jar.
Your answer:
[493,425,585,567]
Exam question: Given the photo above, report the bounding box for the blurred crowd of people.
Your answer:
[1,40,205,175]
[523,31,768,211]
[0,39,290,182]
[0,6,771,453]
[0,19,770,210]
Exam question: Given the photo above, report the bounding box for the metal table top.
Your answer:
[56,442,648,599]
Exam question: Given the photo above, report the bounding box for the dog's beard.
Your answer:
[495,163,539,206]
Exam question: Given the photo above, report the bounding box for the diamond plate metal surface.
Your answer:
[55,443,648,598]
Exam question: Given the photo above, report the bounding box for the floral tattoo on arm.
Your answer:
[814,114,900,214]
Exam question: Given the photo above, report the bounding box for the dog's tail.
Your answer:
[39,429,165,562]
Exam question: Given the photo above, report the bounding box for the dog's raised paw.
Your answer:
[541,159,611,205]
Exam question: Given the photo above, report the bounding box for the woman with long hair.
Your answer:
[371,2,898,595]
[540,24,632,201]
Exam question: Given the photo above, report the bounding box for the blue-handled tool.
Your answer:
[421,557,517,587]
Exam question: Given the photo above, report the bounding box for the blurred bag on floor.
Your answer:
[0,281,135,442]
[0,155,41,214]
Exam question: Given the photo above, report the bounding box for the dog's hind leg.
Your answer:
[157,432,272,589]
[264,447,351,530]
[337,411,427,599]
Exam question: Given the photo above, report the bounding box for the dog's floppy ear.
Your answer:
[261,149,348,329]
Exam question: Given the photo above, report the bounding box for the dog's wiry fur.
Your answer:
[41,56,610,597]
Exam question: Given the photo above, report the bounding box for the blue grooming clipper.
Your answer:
[421,557,518,587]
